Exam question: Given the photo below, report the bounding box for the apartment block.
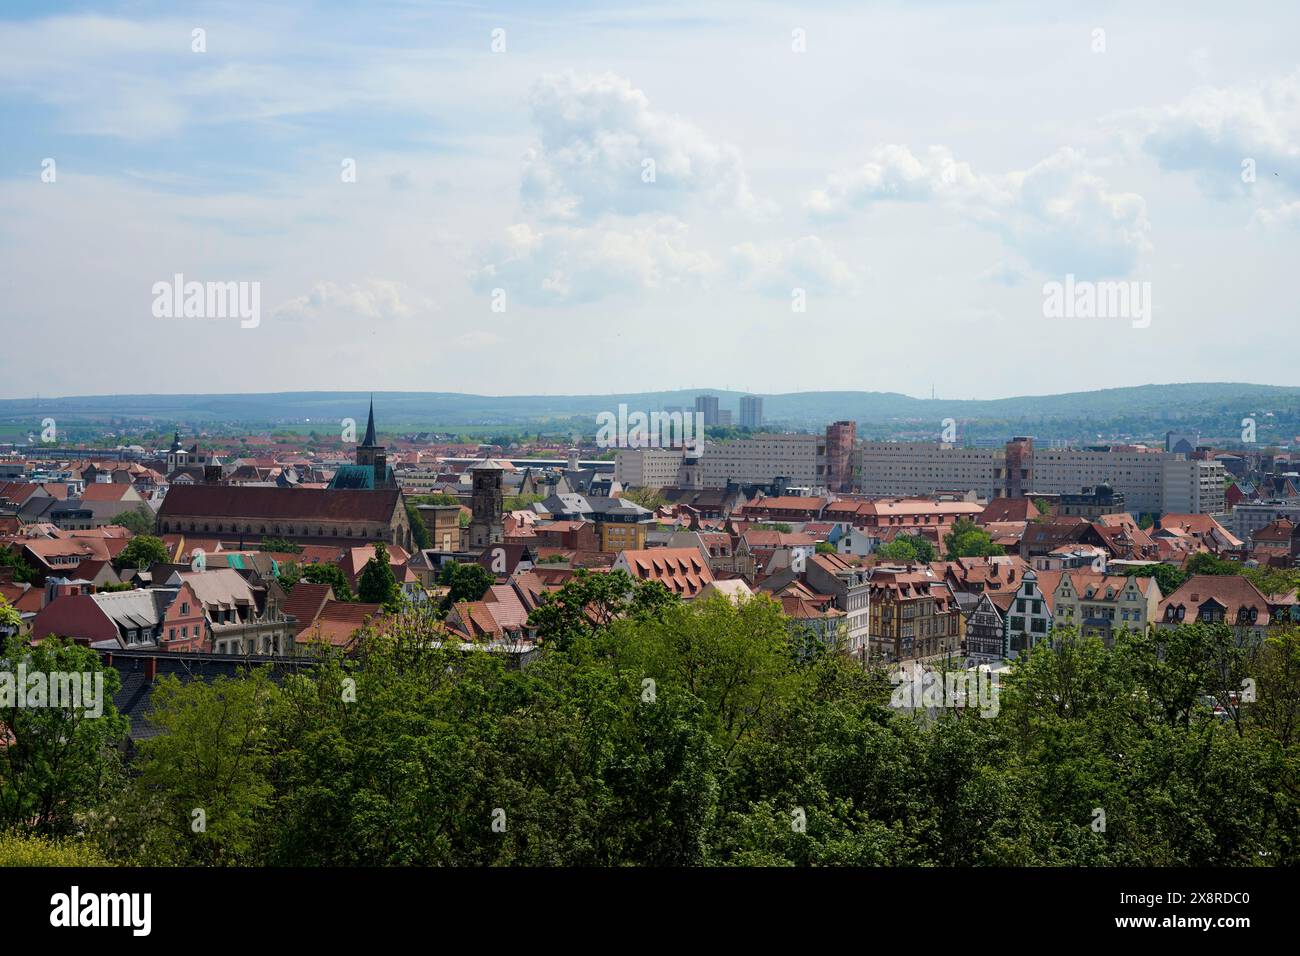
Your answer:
[855,437,1224,516]
[856,442,1002,499]
[1160,458,1227,515]
[614,447,686,488]
[701,433,826,488]
[1029,447,1166,514]
[740,395,763,429]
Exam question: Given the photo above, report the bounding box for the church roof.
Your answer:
[328,463,395,490]
[159,485,400,523]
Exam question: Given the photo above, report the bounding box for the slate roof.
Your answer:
[160,485,400,523]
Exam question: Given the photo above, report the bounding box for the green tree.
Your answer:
[527,568,676,651]
[277,561,303,591]
[1119,563,1188,597]
[1183,552,1241,576]
[621,487,667,511]
[357,542,401,611]
[440,562,496,608]
[133,671,277,865]
[405,502,430,550]
[258,536,303,554]
[114,505,157,535]
[0,546,39,585]
[0,596,20,634]
[301,563,356,601]
[113,534,171,571]
[0,636,128,836]
[943,518,1004,559]
[877,534,937,563]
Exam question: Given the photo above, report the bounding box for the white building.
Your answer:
[613,448,686,489]
[701,433,825,488]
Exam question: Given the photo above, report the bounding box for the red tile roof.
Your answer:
[617,547,714,597]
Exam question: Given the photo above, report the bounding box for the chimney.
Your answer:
[145,656,157,682]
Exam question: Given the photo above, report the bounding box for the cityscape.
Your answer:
[0,0,1293,935]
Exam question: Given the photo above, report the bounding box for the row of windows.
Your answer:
[163,520,383,537]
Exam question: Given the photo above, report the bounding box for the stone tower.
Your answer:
[468,458,507,550]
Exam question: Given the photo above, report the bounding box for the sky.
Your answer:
[1,0,1299,400]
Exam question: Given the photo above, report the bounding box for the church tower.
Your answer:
[329,396,395,490]
[355,396,390,487]
[467,458,506,550]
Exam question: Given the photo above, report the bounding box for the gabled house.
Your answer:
[613,547,714,598]
[1051,571,1161,644]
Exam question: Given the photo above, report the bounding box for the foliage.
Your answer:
[504,493,544,512]
[114,505,157,536]
[943,518,1004,559]
[1119,563,1188,597]
[0,596,20,633]
[439,562,496,609]
[405,503,430,550]
[0,636,128,837]
[6,592,1299,868]
[0,830,110,867]
[408,493,460,507]
[301,563,356,601]
[1184,552,1242,577]
[877,534,937,563]
[113,535,171,571]
[527,569,677,651]
[621,487,668,511]
[357,542,401,612]
[131,671,278,865]
[276,561,303,591]
[259,536,303,554]
[0,546,39,585]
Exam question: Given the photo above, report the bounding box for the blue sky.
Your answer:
[2,0,1299,399]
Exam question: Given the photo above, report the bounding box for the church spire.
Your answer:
[363,394,377,447]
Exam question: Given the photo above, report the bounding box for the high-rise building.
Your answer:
[717,409,733,426]
[694,394,720,427]
[825,420,857,493]
[740,396,763,429]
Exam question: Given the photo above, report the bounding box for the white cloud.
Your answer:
[272,280,424,322]
[729,236,859,297]
[1254,200,1300,227]
[807,145,1151,278]
[1139,70,1300,200]
[521,71,773,221]
[470,219,717,305]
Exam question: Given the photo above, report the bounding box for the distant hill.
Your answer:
[3,383,1299,443]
